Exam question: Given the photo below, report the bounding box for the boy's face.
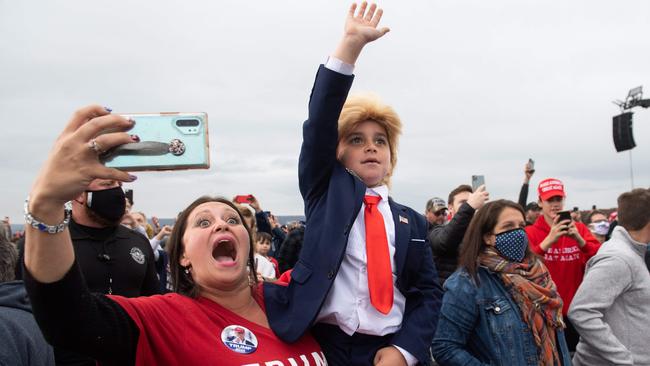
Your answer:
[256,240,271,256]
[336,120,391,188]
[539,195,565,220]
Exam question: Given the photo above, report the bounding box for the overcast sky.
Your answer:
[1,0,649,222]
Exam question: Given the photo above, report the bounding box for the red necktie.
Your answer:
[363,195,393,315]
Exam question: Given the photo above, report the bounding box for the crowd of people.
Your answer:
[2,2,650,366]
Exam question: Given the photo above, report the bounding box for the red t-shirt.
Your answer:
[109,285,324,366]
[525,216,601,315]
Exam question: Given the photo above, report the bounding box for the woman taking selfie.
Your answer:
[431,200,571,366]
[22,106,323,365]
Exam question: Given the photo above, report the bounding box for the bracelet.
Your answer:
[24,196,72,234]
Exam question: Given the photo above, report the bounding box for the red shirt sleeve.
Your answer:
[576,222,601,258]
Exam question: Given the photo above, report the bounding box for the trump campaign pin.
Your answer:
[221,325,258,354]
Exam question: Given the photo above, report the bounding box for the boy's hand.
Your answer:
[550,215,571,241]
[333,2,390,65]
[344,2,389,45]
[373,346,407,366]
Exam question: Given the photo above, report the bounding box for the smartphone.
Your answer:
[557,210,572,222]
[527,158,535,173]
[124,189,134,206]
[234,195,253,204]
[471,175,485,191]
[101,112,210,171]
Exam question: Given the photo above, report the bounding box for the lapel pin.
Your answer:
[399,215,408,224]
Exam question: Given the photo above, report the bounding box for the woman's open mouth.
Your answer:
[212,236,237,265]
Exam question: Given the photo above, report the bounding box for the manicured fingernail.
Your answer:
[130,134,140,142]
[104,106,113,113]
[128,174,138,181]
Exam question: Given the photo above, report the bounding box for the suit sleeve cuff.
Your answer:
[392,345,418,366]
[324,56,354,75]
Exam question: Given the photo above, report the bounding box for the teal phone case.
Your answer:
[103,112,210,171]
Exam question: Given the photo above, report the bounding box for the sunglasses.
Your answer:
[433,209,447,217]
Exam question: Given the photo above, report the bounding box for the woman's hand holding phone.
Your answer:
[31,106,137,210]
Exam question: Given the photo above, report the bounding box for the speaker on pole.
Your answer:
[613,112,636,152]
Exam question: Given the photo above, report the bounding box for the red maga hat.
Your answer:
[538,178,566,201]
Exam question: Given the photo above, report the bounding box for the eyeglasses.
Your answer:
[433,209,447,217]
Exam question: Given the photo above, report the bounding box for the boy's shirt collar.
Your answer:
[365,185,389,202]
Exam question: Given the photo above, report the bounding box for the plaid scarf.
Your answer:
[479,248,564,366]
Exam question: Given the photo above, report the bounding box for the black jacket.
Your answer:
[428,202,476,286]
[518,183,529,209]
[276,227,304,274]
[254,210,287,257]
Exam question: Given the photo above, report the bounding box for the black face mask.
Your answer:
[85,186,126,224]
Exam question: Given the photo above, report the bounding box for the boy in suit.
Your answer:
[264,3,442,365]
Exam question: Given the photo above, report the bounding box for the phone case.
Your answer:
[102,112,210,171]
[471,175,485,191]
[557,211,572,222]
[234,195,253,204]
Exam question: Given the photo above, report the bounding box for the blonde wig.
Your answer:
[337,93,402,186]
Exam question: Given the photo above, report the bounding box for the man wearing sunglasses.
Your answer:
[425,197,448,228]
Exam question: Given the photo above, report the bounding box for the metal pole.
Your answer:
[629,150,635,189]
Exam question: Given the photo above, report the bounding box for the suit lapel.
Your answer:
[389,199,409,279]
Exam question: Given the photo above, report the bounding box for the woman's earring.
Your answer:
[184,266,190,275]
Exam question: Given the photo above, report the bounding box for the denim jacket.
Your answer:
[431,267,571,366]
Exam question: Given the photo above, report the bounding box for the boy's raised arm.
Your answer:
[299,2,390,205]
[332,2,390,65]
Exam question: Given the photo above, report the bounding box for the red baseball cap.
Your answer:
[609,211,618,222]
[538,178,566,201]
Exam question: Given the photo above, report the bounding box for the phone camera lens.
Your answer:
[176,119,199,127]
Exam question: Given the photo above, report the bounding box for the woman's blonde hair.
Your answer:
[338,93,402,186]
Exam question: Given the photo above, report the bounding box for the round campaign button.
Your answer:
[221,325,258,354]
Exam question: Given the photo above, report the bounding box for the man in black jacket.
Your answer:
[428,184,489,286]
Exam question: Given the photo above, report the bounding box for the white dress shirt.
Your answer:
[315,184,415,365]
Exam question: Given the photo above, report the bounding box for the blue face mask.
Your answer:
[494,228,528,262]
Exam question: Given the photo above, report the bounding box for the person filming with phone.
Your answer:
[20,107,325,365]
[525,178,601,352]
[428,183,490,287]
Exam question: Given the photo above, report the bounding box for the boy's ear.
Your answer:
[336,145,346,161]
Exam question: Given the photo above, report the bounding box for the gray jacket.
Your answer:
[0,281,55,366]
[569,226,650,366]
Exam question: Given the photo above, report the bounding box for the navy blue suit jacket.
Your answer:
[264,65,443,364]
